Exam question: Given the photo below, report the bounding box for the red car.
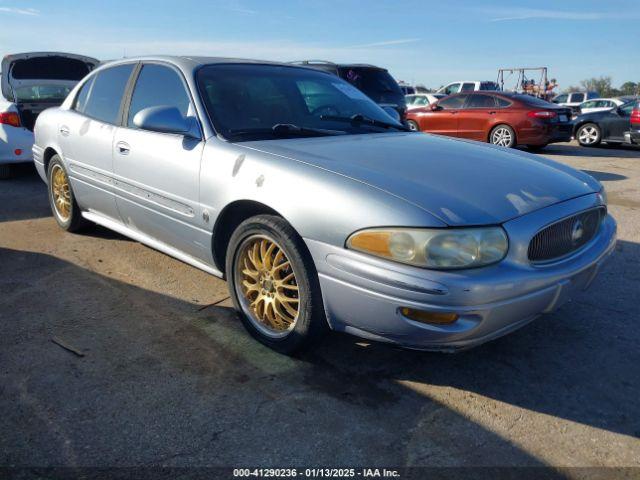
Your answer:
[406,92,573,150]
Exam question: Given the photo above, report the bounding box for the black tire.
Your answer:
[576,123,601,147]
[489,124,516,148]
[407,120,420,132]
[0,164,12,180]
[226,214,328,354]
[47,155,90,232]
[526,144,547,152]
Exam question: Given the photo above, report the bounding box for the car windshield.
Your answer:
[14,85,72,102]
[197,64,404,141]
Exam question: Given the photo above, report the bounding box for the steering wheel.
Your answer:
[311,105,340,117]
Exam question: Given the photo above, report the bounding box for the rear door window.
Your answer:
[81,64,135,124]
[127,64,191,128]
[466,94,496,108]
[438,95,468,110]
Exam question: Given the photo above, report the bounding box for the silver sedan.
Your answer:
[33,56,616,354]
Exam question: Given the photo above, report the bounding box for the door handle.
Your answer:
[59,125,70,136]
[116,141,130,155]
[488,111,497,115]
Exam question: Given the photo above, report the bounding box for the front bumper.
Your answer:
[307,194,616,351]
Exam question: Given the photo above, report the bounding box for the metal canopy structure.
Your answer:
[497,67,557,99]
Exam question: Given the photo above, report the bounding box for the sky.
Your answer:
[1,0,638,90]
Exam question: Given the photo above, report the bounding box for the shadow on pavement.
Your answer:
[581,170,628,181]
[541,143,640,159]
[0,246,549,469]
[1,238,638,469]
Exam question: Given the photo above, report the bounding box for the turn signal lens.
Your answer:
[400,307,458,325]
[347,227,508,269]
[0,112,21,128]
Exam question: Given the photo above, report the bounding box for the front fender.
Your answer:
[199,138,445,249]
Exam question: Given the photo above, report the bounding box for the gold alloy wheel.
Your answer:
[51,164,71,222]
[235,236,300,337]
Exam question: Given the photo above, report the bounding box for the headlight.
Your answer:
[599,185,608,206]
[346,227,508,269]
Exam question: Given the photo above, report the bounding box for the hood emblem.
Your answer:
[571,219,584,244]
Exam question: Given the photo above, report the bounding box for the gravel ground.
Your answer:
[1,141,639,476]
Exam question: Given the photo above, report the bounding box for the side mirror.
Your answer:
[133,106,199,137]
[430,103,442,111]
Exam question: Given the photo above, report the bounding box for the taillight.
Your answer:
[0,112,21,128]
[527,110,557,119]
[631,108,640,126]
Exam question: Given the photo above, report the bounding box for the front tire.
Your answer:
[576,123,601,147]
[47,155,90,232]
[226,215,328,354]
[490,124,516,148]
[407,120,420,132]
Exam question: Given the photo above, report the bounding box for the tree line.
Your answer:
[564,76,639,97]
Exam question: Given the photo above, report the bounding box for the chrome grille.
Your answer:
[528,207,605,263]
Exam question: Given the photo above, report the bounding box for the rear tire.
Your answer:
[576,123,601,147]
[0,164,12,180]
[490,124,516,148]
[226,214,328,354]
[47,155,90,232]
[407,120,420,132]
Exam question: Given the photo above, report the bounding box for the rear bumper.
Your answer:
[518,122,572,146]
[0,125,34,164]
[307,194,616,351]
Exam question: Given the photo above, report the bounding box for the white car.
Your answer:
[436,81,500,96]
[1,52,98,178]
[405,93,445,110]
[551,91,599,114]
[578,98,626,114]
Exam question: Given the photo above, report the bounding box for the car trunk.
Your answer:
[1,52,99,131]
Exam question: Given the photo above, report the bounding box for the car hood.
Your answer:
[241,132,600,226]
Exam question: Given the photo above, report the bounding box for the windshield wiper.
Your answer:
[320,113,410,132]
[227,123,346,139]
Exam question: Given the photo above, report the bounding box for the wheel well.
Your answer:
[43,147,59,173]
[212,200,282,276]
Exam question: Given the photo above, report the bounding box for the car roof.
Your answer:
[580,98,620,103]
[98,55,309,73]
